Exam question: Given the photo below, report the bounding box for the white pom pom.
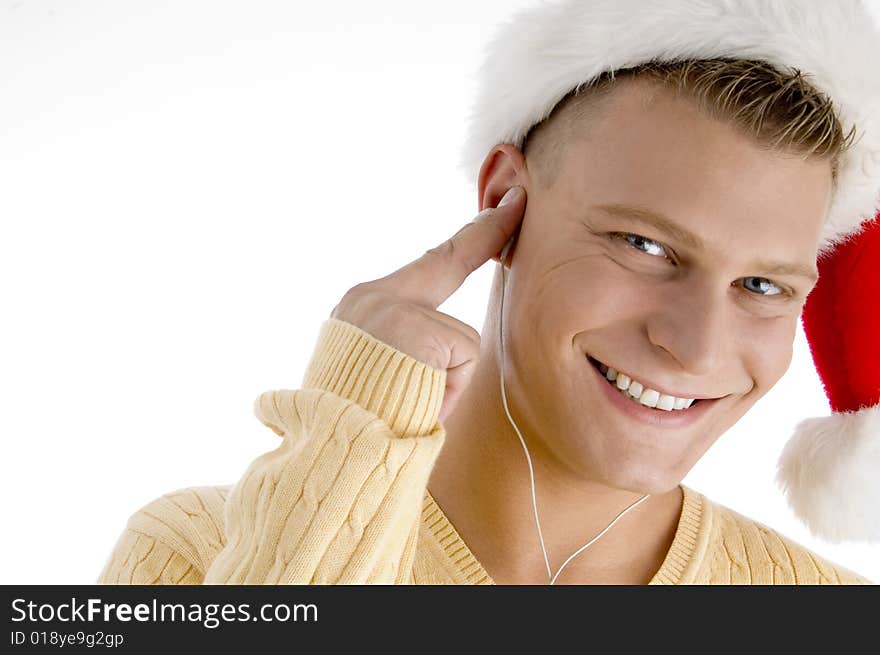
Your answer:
[776,406,880,543]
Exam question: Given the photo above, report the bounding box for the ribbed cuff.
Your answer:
[300,318,447,438]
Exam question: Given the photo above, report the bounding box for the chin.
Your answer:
[593,462,684,497]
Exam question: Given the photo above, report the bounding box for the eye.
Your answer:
[610,232,672,260]
[739,276,785,297]
[610,232,792,300]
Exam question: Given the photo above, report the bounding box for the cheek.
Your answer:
[741,322,796,394]
[535,257,645,327]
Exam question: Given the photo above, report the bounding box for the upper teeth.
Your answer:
[598,362,695,411]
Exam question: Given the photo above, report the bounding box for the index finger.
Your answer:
[390,185,526,308]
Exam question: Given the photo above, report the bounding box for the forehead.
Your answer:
[548,79,831,272]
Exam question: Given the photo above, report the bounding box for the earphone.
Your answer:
[496,232,651,585]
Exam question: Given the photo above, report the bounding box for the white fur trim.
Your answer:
[776,406,880,543]
[458,0,880,254]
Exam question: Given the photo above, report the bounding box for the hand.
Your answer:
[330,185,527,424]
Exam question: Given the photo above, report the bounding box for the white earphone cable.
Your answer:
[497,237,650,585]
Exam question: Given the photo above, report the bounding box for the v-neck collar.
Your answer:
[419,483,710,585]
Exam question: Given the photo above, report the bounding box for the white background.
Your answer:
[2,0,878,584]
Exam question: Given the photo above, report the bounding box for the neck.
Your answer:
[426,345,683,585]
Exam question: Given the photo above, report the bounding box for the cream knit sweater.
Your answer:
[97,318,873,585]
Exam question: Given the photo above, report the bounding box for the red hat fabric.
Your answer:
[776,212,880,543]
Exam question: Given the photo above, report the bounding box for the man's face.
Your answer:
[493,79,831,494]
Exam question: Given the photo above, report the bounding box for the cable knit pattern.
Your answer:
[198,319,446,584]
[97,318,873,585]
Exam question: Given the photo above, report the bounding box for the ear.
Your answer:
[479,144,529,267]
[477,143,528,213]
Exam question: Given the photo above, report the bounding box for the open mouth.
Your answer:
[586,355,704,409]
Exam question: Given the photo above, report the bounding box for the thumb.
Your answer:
[484,186,526,264]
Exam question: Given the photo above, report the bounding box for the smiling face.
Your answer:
[484,77,832,494]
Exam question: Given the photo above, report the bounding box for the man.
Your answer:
[98,1,879,584]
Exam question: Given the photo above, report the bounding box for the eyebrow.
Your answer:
[592,203,820,283]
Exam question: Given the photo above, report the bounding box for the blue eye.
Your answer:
[611,232,790,299]
[741,277,784,297]
[611,232,670,259]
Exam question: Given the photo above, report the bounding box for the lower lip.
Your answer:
[586,356,718,429]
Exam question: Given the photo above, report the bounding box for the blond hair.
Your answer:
[522,58,857,191]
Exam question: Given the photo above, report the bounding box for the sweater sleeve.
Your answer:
[97,485,231,585]
[201,318,447,584]
[97,529,205,585]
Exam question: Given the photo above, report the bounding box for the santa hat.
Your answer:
[777,213,880,543]
[457,0,880,543]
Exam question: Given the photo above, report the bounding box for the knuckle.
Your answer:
[425,237,475,278]
[383,300,410,322]
[347,281,371,296]
[425,238,455,259]
[333,282,374,321]
[375,300,415,336]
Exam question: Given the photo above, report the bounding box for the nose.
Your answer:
[645,279,728,377]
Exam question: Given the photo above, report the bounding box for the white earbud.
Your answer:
[500,236,515,271]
